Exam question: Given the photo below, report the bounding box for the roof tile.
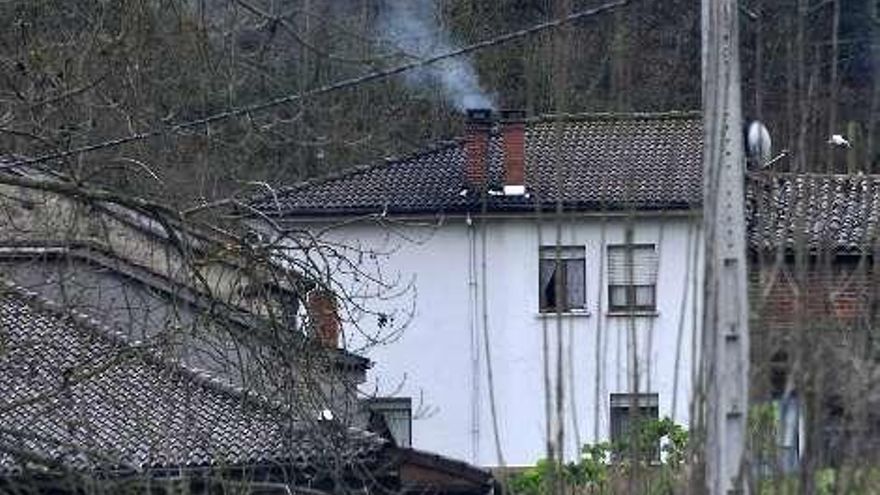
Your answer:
[252,112,704,216]
[0,282,383,474]
[747,173,880,252]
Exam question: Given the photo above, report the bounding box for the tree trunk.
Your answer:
[827,0,840,173]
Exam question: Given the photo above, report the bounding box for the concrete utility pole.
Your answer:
[699,0,750,492]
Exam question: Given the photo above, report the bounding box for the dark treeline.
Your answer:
[0,0,874,207]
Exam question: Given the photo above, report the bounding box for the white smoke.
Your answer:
[377,0,495,111]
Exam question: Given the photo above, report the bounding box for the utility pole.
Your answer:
[699,0,750,492]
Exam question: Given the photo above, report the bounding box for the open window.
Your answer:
[539,246,586,313]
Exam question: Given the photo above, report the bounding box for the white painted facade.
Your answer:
[273,211,702,466]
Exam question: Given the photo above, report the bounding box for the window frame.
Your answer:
[538,245,587,314]
[608,284,657,312]
[609,393,660,463]
[607,243,658,313]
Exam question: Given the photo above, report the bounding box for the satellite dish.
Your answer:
[744,120,772,168]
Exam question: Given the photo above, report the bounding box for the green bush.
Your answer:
[508,418,688,495]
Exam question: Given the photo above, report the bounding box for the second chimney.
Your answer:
[501,110,526,196]
[307,289,340,348]
[465,109,492,191]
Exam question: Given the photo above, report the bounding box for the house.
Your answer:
[0,277,496,494]
[248,110,705,466]
[0,162,370,419]
[0,164,497,493]
[0,278,385,493]
[747,171,880,470]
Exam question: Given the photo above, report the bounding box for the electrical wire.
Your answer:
[1,0,628,170]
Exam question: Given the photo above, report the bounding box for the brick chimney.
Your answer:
[307,289,340,348]
[501,109,526,196]
[465,108,492,191]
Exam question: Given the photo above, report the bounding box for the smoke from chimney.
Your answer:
[377,0,494,111]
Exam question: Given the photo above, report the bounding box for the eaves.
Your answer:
[262,206,703,228]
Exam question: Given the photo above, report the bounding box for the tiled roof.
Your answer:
[0,242,370,372]
[247,108,880,252]
[251,112,703,216]
[0,280,384,475]
[747,173,880,252]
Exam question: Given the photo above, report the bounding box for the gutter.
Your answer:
[265,207,702,228]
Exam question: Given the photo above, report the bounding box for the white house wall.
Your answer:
[277,213,702,466]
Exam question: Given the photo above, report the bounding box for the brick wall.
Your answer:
[751,257,875,331]
[749,255,880,464]
[749,255,879,398]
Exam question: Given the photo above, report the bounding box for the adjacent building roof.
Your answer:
[251,112,704,217]
[0,280,383,475]
[0,241,370,372]
[747,172,880,252]
[0,161,371,372]
[393,448,497,495]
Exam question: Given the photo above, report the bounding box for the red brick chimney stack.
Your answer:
[307,289,340,348]
[465,108,492,191]
[500,109,526,196]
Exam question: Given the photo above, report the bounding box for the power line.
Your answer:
[3,0,627,169]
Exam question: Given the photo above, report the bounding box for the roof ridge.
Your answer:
[0,277,278,411]
[527,110,701,124]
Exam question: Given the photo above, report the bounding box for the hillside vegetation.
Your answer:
[0,0,873,207]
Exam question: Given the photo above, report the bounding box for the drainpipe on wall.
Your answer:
[466,212,481,463]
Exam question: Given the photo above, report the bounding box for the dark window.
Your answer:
[608,244,658,312]
[610,393,660,462]
[539,246,586,312]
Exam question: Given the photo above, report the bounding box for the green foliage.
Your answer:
[748,402,780,473]
[748,403,880,494]
[616,416,688,468]
[756,468,880,495]
[508,418,688,495]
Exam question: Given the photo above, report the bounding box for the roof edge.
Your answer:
[748,171,880,179]
[526,109,701,124]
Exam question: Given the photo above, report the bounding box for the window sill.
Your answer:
[536,310,592,318]
[606,310,659,318]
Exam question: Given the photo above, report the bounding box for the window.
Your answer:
[610,393,660,462]
[539,246,586,312]
[608,244,658,312]
[362,397,412,447]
